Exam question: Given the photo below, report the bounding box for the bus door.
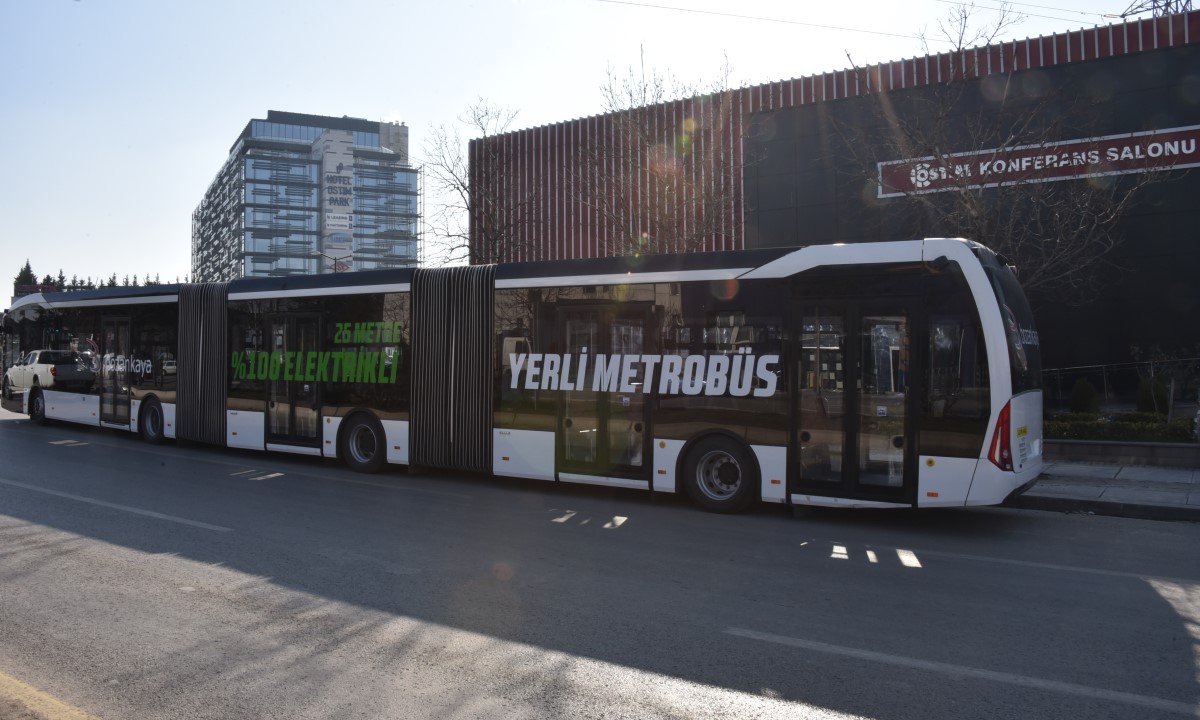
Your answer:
[266,315,321,448]
[556,307,653,480]
[792,302,917,504]
[100,317,131,426]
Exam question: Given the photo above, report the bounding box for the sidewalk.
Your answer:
[1006,460,1200,521]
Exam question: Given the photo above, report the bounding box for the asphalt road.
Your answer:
[0,406,1197,720]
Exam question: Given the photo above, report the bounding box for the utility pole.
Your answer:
[1119,0,1192,17]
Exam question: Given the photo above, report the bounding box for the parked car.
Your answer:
[2,350,95,398]
[162,359,177,375]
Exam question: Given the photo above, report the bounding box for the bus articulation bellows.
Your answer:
[2,238,1043,512]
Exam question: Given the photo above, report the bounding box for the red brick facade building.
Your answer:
[469,10,1200,265]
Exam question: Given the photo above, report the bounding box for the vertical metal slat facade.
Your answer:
[466,9,1200,264]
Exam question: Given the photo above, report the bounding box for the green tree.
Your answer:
[14,260,35,286]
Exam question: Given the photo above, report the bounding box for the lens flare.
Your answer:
[710,279,739,301]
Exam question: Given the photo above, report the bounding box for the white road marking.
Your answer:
[0,477,233,532]
[726,627,1198,716]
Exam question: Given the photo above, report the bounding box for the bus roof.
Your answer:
[5,240,986,316]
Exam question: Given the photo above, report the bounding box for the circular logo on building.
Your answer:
[909,163,933,189]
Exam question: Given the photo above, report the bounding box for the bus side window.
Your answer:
[922,315,990,457]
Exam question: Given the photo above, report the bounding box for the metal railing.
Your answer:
[1042,358,1200,417]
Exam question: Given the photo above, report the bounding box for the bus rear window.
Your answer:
[979,252,1042,393]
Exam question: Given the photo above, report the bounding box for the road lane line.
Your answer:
[0,477,233,532]
[726,627,1198,716]
[0,670,99,720]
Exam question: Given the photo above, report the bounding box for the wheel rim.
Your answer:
[32,393,44,418]
[347,423,378,465]
[145,405,162,438]
[694,449,742,502]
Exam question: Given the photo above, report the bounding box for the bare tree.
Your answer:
[839,3,1168,305]
[571,56,746,255]
[420,99,542,265]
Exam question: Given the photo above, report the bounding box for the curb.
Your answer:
[1005,494,1200,522]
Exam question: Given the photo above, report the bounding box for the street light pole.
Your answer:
[312,250,353,273]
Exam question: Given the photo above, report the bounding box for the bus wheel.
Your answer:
[683,436,757,514]
[139,398,166,445]
[341,415,386,474]
[29,389,48,425]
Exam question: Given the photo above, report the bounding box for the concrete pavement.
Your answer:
[1007,459,1200,521]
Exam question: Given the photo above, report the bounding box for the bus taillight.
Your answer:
[988,400,1013,471]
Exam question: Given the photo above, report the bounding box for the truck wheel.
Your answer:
[683,435,757,514]
[340,414,386,473]
[139,398,166,445]
[2,376,11,400]
[29,389,48,425]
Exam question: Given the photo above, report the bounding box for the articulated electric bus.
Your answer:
[2,238,1043,512]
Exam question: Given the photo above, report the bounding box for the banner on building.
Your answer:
[877,125,1200,198]
[325,213,353,232]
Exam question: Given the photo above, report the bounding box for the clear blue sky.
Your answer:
[2,0,1124,289]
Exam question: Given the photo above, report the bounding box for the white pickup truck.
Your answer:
[2,349,96,398]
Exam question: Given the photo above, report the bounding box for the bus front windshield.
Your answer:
[978,250,1042,393]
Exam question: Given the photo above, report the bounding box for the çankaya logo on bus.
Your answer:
[102,356,153,376]
[509,350,780,397]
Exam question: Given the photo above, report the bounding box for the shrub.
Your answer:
[1109,411,1165,424]
[1043,415,1197,443]
[1069,379,1100,414]
[1049,412,1104,423]
[1166,416,1197,442]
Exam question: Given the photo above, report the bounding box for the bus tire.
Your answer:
[683,435,757,514]
[341,414,386,474]
[139,398,166,445]
[29,389,48,425]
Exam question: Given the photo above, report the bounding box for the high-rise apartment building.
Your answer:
[192,111,419,281]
